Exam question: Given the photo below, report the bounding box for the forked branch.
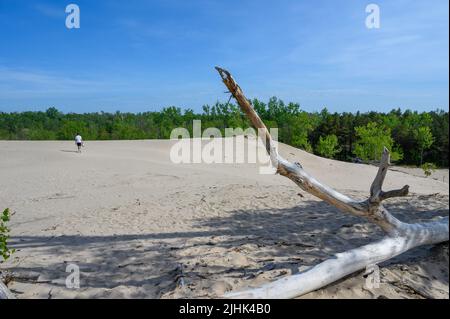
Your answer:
[215,66,449,299]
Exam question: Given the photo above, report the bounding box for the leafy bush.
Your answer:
[421,162,437,177]
[316,134,341,159]
[0,209,15,262]
[354,122,403,162]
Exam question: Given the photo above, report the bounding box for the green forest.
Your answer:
[0,97,448,167]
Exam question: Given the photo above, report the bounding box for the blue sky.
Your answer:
[0,0,448,113]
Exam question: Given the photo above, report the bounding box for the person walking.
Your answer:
[75,133,83,153]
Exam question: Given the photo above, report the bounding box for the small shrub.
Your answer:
[0,208,15,262]
[421,162,437,177]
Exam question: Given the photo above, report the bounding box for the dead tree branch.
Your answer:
[215,66,449,299]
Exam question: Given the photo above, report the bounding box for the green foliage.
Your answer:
[414,126,434,165]
[421,162,437,177]
[316,134,341,159]
[354,122,403,162]
[0,103,448,167]
[59,120,87,140]
[0,208,15,262]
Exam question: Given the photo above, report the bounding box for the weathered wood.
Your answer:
[215,66,449,299]
[0,280,15,299]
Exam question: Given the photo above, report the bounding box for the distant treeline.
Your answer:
[0,97,448,167]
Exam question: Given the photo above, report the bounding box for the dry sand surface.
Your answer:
[0,139,448,299]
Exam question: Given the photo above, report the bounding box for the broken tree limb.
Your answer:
[215,66,449,299]
[0,280,15,299]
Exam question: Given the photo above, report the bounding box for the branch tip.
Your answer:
[380,185,410,201]
[380,147,391,166]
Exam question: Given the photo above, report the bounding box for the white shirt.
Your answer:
[75,135,82,143]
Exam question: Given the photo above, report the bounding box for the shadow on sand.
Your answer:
[6,196,449,298]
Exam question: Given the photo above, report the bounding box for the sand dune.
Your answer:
[0,139,448,299]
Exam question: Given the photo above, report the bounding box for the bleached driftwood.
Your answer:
[0,280,15,299]
[215,66,449,299]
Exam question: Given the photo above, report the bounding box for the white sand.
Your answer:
[0,139,448,299]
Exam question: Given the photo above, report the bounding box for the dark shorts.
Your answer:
[77,142,82,147]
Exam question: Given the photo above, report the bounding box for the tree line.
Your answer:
[0,97,448,167]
